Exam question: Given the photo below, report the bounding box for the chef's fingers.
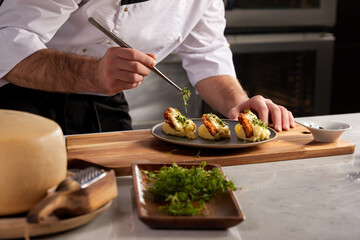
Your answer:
[97,61,149,94]
[279,106,291,131]
[104,79,142,93]
[248,95,270,125]
[115,81,142,91]
[264,100,281,131]
[105,68,146,83]
[108,47,156,68]
[227,95,294,132]
[227,95,268,121]
[146,53,157,61]
[227,108,239,120]
[289,110,296,128]
[266,100,294,131]
[108,58,151,78]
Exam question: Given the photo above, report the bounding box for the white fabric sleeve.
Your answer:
[0,0,80,81]
[173,0,236,87]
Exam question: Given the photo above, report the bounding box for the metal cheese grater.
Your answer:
[73,167,106,188]
[55,167,106,191]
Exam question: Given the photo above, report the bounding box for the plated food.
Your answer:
[156,108,277,148]
[161,107,197,139]
[235,110,271,142]
[198,113,231,140]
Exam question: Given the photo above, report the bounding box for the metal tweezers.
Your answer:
[88,17,183,92]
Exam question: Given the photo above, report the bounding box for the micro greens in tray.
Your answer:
[142,161,239,216]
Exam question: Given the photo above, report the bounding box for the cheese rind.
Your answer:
[0,110,67,216]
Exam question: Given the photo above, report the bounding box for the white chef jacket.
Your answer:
[0,0,236,89]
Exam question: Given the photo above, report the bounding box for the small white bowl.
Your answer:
[296,120,351,143]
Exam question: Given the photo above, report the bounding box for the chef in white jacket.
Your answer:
[0,0,294,134]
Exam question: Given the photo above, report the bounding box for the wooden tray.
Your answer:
[66,124,355,176]
[0,201,111,239]
[132,163,244,229]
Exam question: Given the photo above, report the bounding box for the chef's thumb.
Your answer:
[227,107,239,120]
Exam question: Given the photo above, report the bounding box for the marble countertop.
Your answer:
[37,113,360,240]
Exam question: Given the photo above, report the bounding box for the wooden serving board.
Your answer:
[0,201,111,239]
[66,124,355,176]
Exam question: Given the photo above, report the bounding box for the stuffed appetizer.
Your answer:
[161,107,197,139]
[235,110,270,142]
[198,113,231,140]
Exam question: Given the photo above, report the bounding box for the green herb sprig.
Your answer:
[175,113,187,125]
[180,87,191,113]
[252,117,268,129]
[244,109,268,129]
[205,113,227,127]
[143,161,238,216]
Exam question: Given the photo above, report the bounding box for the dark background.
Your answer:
[1,0,358,114]
[331,0,360,114]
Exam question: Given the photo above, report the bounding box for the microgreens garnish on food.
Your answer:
[244,109,268,129]
[175,114,187,125]
[180,87,191,113]
[143,161,239,216]
[206,113,227,127]
[252,118,268,129]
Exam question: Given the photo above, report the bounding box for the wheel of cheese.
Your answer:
[0,110,67,216]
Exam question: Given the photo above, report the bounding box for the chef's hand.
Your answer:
[96,47,156,95]
[228,95,295,132]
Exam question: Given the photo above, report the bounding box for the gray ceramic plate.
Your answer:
[150,119,277,149]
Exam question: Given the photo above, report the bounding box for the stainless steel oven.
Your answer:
[220,0,337,117]
[224,0,337,28]
[226,33,334,117]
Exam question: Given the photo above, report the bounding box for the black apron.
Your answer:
[0,84,132,135]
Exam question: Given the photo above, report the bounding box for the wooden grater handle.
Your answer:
[26,179,82,223]
[27,192,69,223]
[26,170,117,223]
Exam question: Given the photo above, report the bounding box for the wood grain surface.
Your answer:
[0,201,111,239]
[66,124,355,176]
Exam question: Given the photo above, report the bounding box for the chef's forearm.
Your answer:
[3,49,99,93]
[195,75,249,117]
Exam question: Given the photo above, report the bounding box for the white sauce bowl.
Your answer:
[296,120,351,143]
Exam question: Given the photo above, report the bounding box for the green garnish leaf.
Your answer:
[205,113,227,127]
[245,109,268,129]
[175,114,187,125]
[180,87,191,113]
